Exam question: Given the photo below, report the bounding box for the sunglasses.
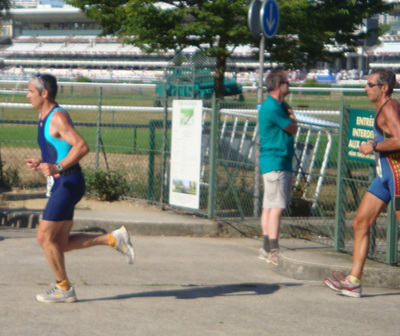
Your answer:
[34,73,48,92]
[35,73,44,80]
[366,82,383,88]
[280,81,290,85]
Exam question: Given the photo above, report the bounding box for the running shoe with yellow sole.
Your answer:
[36,285,77,303]
[112,225,135,264]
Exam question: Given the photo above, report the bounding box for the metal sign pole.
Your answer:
[253,35,265,217]
[258,36,265,106]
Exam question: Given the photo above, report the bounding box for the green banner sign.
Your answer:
[347,109,375,164]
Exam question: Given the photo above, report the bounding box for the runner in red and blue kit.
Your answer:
[38,105,85,221]
[368,99,400,210]
[324,68,400,298]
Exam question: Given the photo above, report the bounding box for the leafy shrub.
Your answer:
[0,167,21,190]
[84,169,129,202]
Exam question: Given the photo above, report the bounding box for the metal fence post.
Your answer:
[133,127,137,152]
[386,201,398,264]
[0,143,3,184]
[160,84,169,208]
[95,87,102,171]
[334,103,350,252]
[147,120,156,201]
[208,94,218,218]
[253,130,261,217]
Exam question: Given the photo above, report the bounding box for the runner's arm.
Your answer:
[39,111,89,177]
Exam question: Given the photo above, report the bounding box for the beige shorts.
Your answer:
[262,171,293,209]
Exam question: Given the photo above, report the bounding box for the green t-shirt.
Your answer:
[258,95,294,174]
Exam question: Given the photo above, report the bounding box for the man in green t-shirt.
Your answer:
[258,70,297,265]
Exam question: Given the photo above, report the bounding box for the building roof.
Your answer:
[366,42,400,56]
[4,7,260,69]
[10,6,91,23]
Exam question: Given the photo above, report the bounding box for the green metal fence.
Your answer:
[0,81,162,200]
[1,80,399,265]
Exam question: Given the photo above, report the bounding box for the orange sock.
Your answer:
[56,279,71,291]
[108,233,116,248]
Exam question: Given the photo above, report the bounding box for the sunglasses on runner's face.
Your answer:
[366,82,383,88]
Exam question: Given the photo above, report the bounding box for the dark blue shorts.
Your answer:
[42,172,85,222]
[368,175,392,204]
[368,152,400,211]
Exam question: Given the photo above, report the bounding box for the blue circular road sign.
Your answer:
[260,0,279,38]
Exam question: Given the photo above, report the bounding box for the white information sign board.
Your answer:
[169,100,203,209]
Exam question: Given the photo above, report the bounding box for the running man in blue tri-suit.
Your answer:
[324,68,400,298]
[25,74,135,303]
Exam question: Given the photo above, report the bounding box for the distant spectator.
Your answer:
[335,70,343,83]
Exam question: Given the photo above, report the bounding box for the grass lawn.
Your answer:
[0,123,167,154]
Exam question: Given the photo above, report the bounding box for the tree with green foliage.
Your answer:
[0,0,10,22]
[67,0,392,97]
[273,0,392,68]
[0,0,10,12]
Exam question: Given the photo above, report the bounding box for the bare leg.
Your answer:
[261,208,284,238]
[260,208,270,236]
[37,219,109,281]
[265,208,284,240]
[350,192,386,280]
[64,232,109,252]
[37,219,72,282]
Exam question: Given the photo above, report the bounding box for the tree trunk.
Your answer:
[214,54,227,99]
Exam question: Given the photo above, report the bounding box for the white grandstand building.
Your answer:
[0,1,260,82]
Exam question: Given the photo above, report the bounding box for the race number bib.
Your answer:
[46,176,54,198]
[375,152,382,177]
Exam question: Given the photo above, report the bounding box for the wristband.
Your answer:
[372,141,379,152]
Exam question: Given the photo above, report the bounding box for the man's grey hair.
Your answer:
[265,70,287,92]
[30,74,58,99]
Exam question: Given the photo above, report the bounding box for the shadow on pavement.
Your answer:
[78,282,303,302]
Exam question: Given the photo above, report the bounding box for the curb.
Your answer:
[278,247,400,289]
[0,208,240,238]
[0,209,42,228]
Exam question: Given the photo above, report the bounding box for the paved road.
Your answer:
[1,227,399,336]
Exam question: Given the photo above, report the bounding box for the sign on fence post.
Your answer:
[169,100,202,209]
[347,109,375,164]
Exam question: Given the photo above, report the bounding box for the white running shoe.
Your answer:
[36,285,77,303]
[258,247,270,261]
[112,225,135,264]
[269,249,281,266]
